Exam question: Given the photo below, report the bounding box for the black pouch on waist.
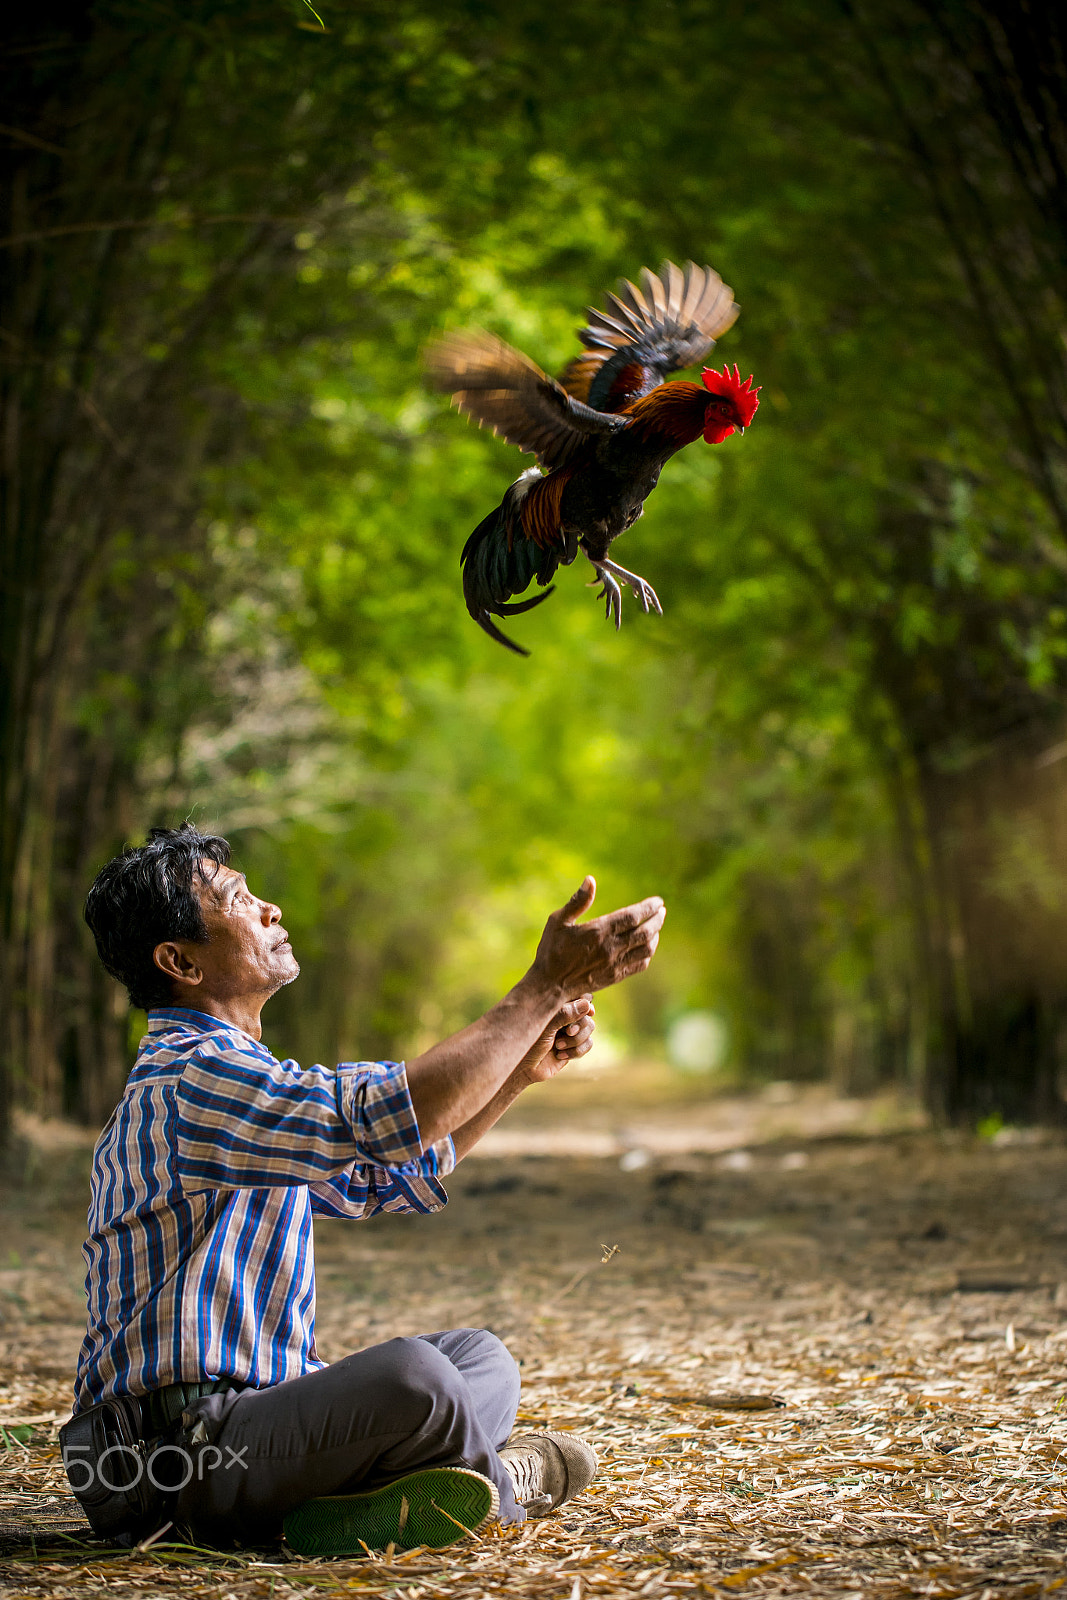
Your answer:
[59,1394,165,1541]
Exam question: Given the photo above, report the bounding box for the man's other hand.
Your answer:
[517,997,596,1085]
[531,877,665,1001]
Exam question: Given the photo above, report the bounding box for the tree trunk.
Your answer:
[916,732,1067,1123]
[0,4,325,1140]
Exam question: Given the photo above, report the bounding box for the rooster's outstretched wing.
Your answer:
[425,329,627,472]
[560,261,738,414]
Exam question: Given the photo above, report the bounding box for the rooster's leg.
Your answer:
[597,559,663,617]
[587,563,624,630]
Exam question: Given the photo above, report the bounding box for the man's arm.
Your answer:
[449,997,596,1161]
[405,877,663,1150]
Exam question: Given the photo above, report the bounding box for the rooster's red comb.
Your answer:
[701,363,761,427]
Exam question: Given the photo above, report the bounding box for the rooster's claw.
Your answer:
[588,559,661,630]
[602,559,662,616]
[589,567,623,630]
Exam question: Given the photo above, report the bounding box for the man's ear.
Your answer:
[153,942,204,990]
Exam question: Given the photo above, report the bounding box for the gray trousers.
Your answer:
[174,1329,524,1545]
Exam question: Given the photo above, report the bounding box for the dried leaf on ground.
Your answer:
[3,1126,1067,1597]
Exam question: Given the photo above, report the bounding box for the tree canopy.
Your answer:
[3,0,1066,1136]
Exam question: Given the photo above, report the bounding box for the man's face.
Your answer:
[171,860,300,1003]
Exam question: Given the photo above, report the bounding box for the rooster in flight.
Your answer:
[427,260,759,655]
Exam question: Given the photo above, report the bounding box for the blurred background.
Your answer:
[3,0,1067,1148]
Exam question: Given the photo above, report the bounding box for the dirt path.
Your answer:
[2,1108,1066,1597]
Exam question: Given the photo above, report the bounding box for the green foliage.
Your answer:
[5,0,1067,1121]
[186,0,993,1077]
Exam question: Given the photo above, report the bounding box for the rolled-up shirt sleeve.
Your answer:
[309,1131,455,1219]
[175,1042,449,1210]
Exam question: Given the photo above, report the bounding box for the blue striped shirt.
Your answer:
[74,1007,454,1413]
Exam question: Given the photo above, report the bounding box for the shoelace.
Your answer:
[502,1447,544,1507]
[521,1491,553,1515]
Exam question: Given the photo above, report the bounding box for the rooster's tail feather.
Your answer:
[460,485,561,654]
[471,592,556,656]
[493,590,557,616]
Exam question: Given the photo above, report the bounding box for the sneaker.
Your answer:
[283,1466,499,1557]
[499,1430,599,1518]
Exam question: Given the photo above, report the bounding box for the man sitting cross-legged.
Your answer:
[67,823,664,1556]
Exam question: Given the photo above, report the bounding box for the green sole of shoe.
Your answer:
[283,1466,498,1557]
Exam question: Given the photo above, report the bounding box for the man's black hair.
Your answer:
[84,822,231,1011]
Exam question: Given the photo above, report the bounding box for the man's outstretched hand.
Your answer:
[407,876,663,1154]
[530,876,665,1002]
